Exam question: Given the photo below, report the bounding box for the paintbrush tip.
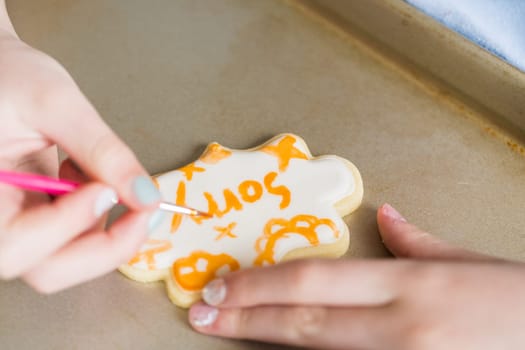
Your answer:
[192,210,212,217]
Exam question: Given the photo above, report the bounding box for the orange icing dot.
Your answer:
[200,143,232,164]
[264,172,291,209]
[238,180,263,203]
[172,251,240,291]
[178,162,205,181]
[170,181,187,233]
[128,239,173,270]
[261,135,308,172]
[214,222,238,241]
[254,214,339,266]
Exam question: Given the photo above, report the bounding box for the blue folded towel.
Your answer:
[405,0,525,72]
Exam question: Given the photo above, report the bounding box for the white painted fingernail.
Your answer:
[191,305,218,327]
[202,278,226,306]
[382,203,407,223]
[94,188,118,218]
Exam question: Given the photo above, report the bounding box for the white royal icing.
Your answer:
[126,134,360,292]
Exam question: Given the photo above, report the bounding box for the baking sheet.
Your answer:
[305,0,525,135]
[2,0,525,349]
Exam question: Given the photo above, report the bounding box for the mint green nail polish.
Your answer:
[148,210,166,232]
[133,176,161,205]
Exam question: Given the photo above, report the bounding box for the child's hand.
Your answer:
[190,204,525,349]
[0,30,164,292]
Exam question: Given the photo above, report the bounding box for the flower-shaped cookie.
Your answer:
[119,134,363,307]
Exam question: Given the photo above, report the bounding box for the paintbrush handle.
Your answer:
[0,169,208,217]
[0,170,79,196]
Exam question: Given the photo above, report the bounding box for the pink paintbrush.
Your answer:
[0,169,208,217]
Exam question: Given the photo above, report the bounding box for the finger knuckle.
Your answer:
[284,306,327,342]
[402,320,443,350]
[89,132,138,182]
[90,132,121,164]
[33,77,77,111]
[225,270,253,305]
[288,259,322,295]
[235,308,253,335]
[403,263,446,294]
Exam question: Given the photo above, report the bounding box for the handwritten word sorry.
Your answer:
[170,171,291,232]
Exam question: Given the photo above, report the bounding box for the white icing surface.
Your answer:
[128,134,358,274]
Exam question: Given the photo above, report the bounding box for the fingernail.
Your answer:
[148,209,166,232]
[94,188,118,218]
[191,305,219,327]
[132,176,161,205]
[382,203,407,222]
[202,278,226,306]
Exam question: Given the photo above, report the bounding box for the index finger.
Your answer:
[36,83,161,210]
[202,259,410,308]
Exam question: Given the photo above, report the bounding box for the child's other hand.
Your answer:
[190,204,525,350]
[0,29,163,292]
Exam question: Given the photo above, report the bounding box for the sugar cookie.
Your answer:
[119,134,363,307]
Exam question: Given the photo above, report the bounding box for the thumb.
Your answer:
[377,203,494,261]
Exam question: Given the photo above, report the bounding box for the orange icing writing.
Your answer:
[203,189,243,218]
[264,172,291,209]
[200,143,232,164]
[170,181,187,233]
[194,174,292,223]
[128,239,173,270]
[238,180,263,203]
[261,135,308,172]
[178,162,205,181]
[172,251,240,291]
[254,215,339,266]
[214,222,238,240]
